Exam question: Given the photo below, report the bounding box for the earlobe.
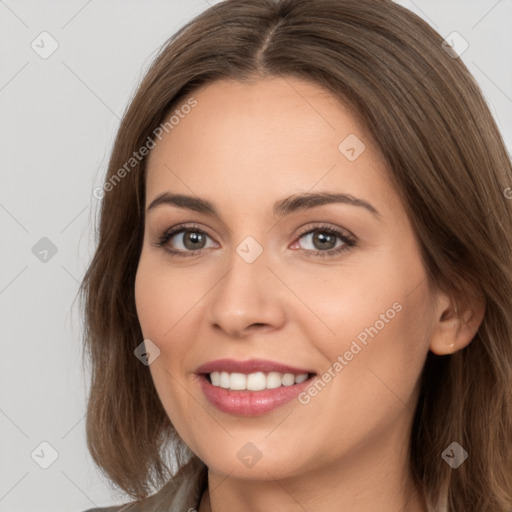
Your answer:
[429,316,459,356]
[429,292,486,356]
[430,337,456,356]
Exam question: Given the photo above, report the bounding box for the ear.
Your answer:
[429,289,486,356]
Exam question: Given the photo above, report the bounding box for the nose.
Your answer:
[206,247,287,338]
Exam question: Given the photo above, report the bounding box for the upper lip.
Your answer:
[196,358,315,375]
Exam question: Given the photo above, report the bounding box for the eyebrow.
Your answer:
[146,191,381,219]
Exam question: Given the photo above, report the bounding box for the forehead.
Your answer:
[150,76,364,161]
[145,77,396,218]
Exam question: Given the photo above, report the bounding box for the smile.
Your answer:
[195,359,317,416]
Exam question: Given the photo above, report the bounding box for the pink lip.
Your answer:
[195,358,316,416]
[195,358,314,375]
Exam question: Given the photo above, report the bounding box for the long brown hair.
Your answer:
[80,0,512,509]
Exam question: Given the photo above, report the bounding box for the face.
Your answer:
[135,76,437,481]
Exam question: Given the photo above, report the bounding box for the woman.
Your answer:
[80,0,512,511]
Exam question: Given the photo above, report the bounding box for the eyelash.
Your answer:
[153,222,356,259]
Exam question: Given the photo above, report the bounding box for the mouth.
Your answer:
[195,359,317,416]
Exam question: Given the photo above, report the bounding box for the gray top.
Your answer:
[83,457,208,512]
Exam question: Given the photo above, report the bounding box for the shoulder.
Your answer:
[81,504,137,511]
[80,457,207,512]
[81,507,128,512]
[82,508,123,512]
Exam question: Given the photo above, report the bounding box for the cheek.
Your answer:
[134,251,206,376]
[278,256,426,357]
[327,283,432,415]
[293,288,432,460]
[134,256,200,436]
[134,256,188,399]
[134,251,194,340]
[135,252,166,337]
[292,250,432,406]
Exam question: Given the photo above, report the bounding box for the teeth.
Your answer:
[219,371,230,388]
[266,372,282,389]
[247,372,266,391]
[209,371,310,390]
[295,373,308,384]
[282,373,295,386]
[229,372,246,390]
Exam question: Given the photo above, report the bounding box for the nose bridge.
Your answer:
[207,234,285,336]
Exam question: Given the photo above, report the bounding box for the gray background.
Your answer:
[1,1,511,511]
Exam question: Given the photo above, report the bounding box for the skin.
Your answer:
[134,76,485,512]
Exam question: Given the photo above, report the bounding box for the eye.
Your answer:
[153,223,217,257]
[153,222,356,259]
[291,224,356,258]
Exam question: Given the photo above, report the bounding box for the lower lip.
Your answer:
[198,374,315,416]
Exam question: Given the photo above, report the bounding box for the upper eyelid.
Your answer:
[296,223,354,239]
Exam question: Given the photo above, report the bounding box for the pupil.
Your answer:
[314,232,335,250]
[184,231,205,250]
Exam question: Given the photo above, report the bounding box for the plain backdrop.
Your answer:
[1,1,511,510]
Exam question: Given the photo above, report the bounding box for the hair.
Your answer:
[80,0,512,510]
